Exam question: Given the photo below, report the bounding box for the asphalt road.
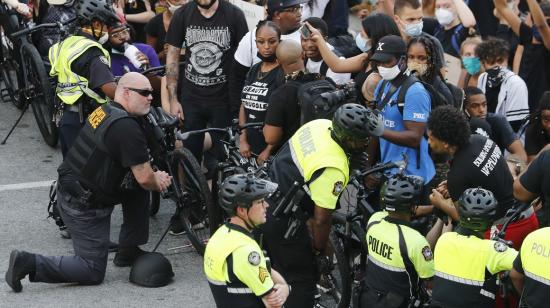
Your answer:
[0,99,215,307]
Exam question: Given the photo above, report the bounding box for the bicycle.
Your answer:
[0,13,74,147]
[0,3,21,108]
[146,107,214,256]
[320,159,408,308]
[175,120,267,234]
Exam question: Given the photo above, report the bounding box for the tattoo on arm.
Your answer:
[166,45,181,102]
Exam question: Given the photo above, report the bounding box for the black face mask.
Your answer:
[486,66,506,89]
[256,52,277,63]
[195,0,216,9]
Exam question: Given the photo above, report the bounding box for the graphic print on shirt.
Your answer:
[185,26,231,86]
[242,81,269,119]
[472,138,502,176]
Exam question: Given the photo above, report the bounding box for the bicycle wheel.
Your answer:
[0,58,21,107]
[172,147,213,255]
[318,227,352,308]
[21,44,58,147]
[149,191,160,216]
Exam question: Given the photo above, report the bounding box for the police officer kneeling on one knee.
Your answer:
[204,174,290,308]
[362,174,434,308]
[432,188,519,308]
[5,72,172,292]
[262,103,385,307]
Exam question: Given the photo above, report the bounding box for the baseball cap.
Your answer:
[267,0,309,16]
[370,35,407,63]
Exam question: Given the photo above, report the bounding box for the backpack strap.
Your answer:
[320,61,329,76]
[395,75,420,115]
[451,24,464,56]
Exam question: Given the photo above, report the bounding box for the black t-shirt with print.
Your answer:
[520,150,550,225]
[518,22,550,112]
[241,62,284,154]
[448,135,515,218]
[145,13,166,53]
[165,1,248,105]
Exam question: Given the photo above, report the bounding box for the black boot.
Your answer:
[5,250,36,293]
[113,246,147,267]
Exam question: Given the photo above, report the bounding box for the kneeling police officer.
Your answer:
[5,72,172,292]
[204,174,290,308]
[362,174,434,308]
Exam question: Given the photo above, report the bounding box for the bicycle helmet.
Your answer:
[332,104,384,151]
[219,174,278,215]
[457,187,497,232]
[129,252,174,288]
[381,174,424,212]
[75,0,119,27]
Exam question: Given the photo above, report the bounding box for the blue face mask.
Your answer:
[355,33,372,53]
[404,21,423,37]
[462,56,481,75]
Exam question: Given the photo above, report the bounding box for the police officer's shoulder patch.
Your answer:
[332,181,344,196]
[422,246,433,261]
[99,56,109,66]
[494,241,508,252]
[248,251,261,266]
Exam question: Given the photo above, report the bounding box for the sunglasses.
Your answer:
[126,87,154,97]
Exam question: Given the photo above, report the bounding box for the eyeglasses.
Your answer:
[110,28,130,39]
[126,87,154,97]
[281,5,302,13]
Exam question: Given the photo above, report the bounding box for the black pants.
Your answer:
[59,111,83,158]
[181,100,231,163]
[32,188,149,285]
[260,199,317,308]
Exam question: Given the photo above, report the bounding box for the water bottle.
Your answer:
[123,43,144,69]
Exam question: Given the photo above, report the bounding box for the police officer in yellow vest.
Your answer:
[362,174,434,308]
[509,227,550,308]
[204,174,290,308]
[432,188,519,308]
[49,0,118,157]
[261,103,384,307]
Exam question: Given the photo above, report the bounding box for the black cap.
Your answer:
[267,0,308,16]
[371,35,407,63]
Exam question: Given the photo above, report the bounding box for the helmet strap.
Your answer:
[235,207,257,231]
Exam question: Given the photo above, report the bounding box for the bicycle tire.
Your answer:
[21,44,58,147]
[149,191,160,216]
[172,147,212,256]
[0,56,21,108]
[318,228,352,308]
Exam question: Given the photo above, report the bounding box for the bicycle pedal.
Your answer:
[0,88,12,103]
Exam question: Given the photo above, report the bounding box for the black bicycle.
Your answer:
[0,12,74,146]
[146,107,213,256]
[320,159,408,308]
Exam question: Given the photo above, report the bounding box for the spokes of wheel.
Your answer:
[0,58,21,108]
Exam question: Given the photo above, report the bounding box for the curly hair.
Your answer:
[428,106,471,148]
[408,36,443,82]
[475,38,509,65]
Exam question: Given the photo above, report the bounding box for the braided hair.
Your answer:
[408,36,442,83]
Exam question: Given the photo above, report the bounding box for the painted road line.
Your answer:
[0,180,54,192]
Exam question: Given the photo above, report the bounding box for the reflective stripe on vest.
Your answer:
[48,35,110,105]
[288,119,349,184]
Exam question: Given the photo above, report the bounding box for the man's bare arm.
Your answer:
[166,45,184,119]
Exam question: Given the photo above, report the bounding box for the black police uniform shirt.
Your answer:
[524,123,550,156]
[165,0,248,105]
[264,73,321,149]
[57,103,150,193]
[448,134,516,219]
[519,150,550,225]
[241,62,284,154]
[518,22,550,112]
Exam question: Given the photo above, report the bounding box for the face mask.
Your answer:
[404,21,423,37]
[355,33,372,53]
[195,0,215,9]
[98,32,109,44]
[462,56,481,75]
[378,64,401,81]
[486,66,506,89]
[256,52,277,63]
[168,2,182,13]
[155,6,167,13]
[435,8,455,27]
[408,61,428,76]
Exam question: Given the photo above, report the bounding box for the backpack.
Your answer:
[295,77,343,125]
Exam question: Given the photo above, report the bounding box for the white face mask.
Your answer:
[168,2,182,13]
[378,64,401,81]
[98,31,109,44]
[435,8,456,27]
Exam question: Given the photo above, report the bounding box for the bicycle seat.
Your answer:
[154,107,178,128]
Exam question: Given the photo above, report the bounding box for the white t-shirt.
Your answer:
[305,45,351,85]
[234,27,302,67]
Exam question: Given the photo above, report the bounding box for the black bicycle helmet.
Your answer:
[332,103,384,151]
[129,252,174,288]
[219,174,278,215]
[458,187,497,232]
[75,0,119,27]
[381,174,424,212]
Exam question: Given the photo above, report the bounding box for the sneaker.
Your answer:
[5,250,36,293]
[113,246,147,267]
[108,241,119,253]
[168,217,186,236]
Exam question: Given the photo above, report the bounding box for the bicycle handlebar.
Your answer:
[176,122,264,141]
[10,17,77,39]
